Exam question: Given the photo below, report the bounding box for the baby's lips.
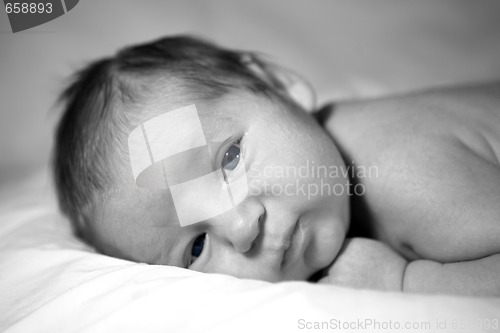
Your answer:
[282,220,305,265]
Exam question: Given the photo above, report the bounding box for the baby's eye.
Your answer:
[221,143,241,171]
[189,233,206,266]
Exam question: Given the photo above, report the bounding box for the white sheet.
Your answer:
[1,170,499,333]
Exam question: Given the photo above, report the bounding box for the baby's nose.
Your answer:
[216,213,262,253]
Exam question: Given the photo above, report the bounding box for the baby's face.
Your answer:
[94,91,349,281]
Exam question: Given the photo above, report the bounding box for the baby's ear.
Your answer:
[242,54,316,112]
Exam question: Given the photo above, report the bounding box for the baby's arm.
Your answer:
[319,238,500,297]
[404,255,500,297]
[318,238,408,291]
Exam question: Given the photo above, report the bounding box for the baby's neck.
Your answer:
[314,102,374,239]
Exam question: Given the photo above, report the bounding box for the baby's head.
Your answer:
[54,36,350,281]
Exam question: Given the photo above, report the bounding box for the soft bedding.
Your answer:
[0,170,499,333]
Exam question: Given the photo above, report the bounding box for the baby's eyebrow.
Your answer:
[162,145,215,186]
[133,142,222,190]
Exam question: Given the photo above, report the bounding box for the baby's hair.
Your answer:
[53,35,297,243]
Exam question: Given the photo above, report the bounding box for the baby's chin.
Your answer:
[278,252,337,282]
[277,218,347,281]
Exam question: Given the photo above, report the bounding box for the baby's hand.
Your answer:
[318,238,408,291]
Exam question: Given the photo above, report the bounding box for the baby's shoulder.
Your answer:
[325,83,500,262]
[328,82,500,168]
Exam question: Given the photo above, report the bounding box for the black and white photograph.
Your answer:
[1,1,500,332]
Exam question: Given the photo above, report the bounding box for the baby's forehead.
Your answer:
[128,90,274,138]
[136,84,273,121]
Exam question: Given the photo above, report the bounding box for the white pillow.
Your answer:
[1,169,499,333]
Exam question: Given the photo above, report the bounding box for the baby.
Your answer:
[53,36,500,296]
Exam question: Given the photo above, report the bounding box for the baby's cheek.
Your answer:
[93,221,166,264]
[302,209,348,270]
[94,188,175,264]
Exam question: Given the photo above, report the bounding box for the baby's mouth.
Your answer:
[282,220,303,265]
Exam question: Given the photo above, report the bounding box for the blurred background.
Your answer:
[1,0,500,186]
